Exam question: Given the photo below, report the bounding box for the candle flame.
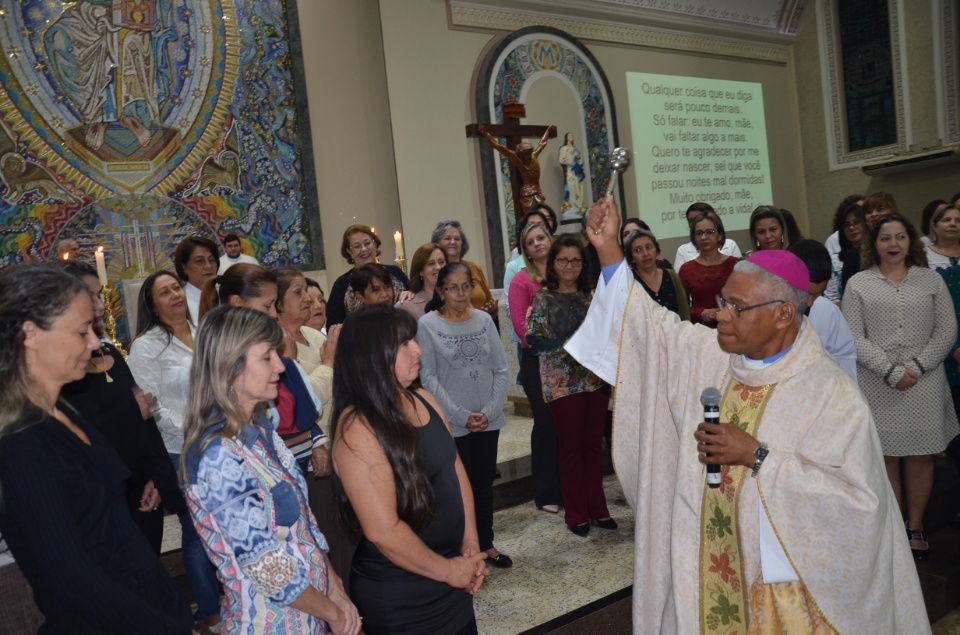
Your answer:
[96,246,104,254]
[394,230,401,239]
[62,253,69,260]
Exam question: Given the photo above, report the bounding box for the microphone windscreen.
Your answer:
[700,387,722,407]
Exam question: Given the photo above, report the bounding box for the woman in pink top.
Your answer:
[507,222,562,513]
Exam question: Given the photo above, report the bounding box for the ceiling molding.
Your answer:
[449,1,794,64]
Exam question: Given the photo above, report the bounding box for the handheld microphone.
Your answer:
[700,387,722,488]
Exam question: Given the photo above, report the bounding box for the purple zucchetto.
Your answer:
[746,250,810,291]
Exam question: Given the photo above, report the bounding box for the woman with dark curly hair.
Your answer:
[842,213,959,561]
[841,192,899,291]
[825,202,863,302]
[527,235,615,536]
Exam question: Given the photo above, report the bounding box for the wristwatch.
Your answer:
[751,443,770,478]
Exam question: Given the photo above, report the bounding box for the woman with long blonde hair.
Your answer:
[180,307,359,635]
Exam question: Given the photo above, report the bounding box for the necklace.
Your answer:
[882,268,908,285]
[96,347,113,383]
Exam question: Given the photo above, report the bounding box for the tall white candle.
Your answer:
[133,220,145,278]
[95,247,108,286]
[394,230,404,259]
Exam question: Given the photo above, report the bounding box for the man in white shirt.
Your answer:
[673,202,741,269]
[567,197,928,634]
[789,239,857,379]
[217,233,258,274]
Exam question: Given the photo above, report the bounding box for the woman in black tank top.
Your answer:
[331,306,486,635]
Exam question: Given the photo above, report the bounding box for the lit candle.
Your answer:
[61,252,68,261]
[95,246,108,286]
[394,230,404,259]
[370,227,376,235]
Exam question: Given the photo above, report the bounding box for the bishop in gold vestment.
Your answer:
[567,198,930,634]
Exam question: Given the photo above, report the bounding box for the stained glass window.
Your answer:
[838,0,898,151]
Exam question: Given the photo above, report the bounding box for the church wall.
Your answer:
[794,1,960,242]
[295,0,402,285]
[378,0,497,273]
[377,0,807,270]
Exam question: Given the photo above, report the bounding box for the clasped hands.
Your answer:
[454,540,488,595]
[465,412,488,433]
[693,421,760,469]
[891,367,919,391]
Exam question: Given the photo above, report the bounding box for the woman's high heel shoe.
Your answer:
[907,525,929,561]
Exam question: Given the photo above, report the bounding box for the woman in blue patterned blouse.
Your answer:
[181,307,360,635]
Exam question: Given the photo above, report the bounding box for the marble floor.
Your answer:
[936,610,960,634]
[475,476,634,635]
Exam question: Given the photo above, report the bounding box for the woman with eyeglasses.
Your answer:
[325,225,411,328]
[526,235,614,536]
[417,263,510,568]
[173,236,220,324]
[824,200,863,303]
[841,192,899,292]
[678,211,737,327]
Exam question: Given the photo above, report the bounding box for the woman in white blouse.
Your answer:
[127,270,220,629]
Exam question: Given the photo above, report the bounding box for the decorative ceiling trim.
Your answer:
[582,0,807,36]
[450,3,792,64]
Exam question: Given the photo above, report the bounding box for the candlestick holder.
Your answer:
[395,256,407,275]
[102,283,127,358]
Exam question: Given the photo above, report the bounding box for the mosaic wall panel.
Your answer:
[0,0,321,278]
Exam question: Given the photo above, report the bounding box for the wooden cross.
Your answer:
[466,103,557,220]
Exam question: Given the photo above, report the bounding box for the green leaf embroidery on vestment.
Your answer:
[709,594,741,625]
[709,505,732,538]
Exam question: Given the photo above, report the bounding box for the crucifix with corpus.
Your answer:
[466,103,557,217]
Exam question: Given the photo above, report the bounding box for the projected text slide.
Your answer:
[625,73,773,239]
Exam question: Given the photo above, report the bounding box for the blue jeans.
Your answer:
[170,453,221,620]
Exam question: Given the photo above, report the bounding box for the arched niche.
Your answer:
[474,27,619,279]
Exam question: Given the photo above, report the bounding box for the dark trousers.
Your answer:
[455,430,501,551]
[520,349,561,507]
[546,387,611,527]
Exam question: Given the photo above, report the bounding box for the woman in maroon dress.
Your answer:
[678,211,737,327]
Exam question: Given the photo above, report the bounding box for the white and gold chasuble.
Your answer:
[566,261,929,635]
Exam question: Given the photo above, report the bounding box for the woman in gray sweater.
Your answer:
[417,263,512,568]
